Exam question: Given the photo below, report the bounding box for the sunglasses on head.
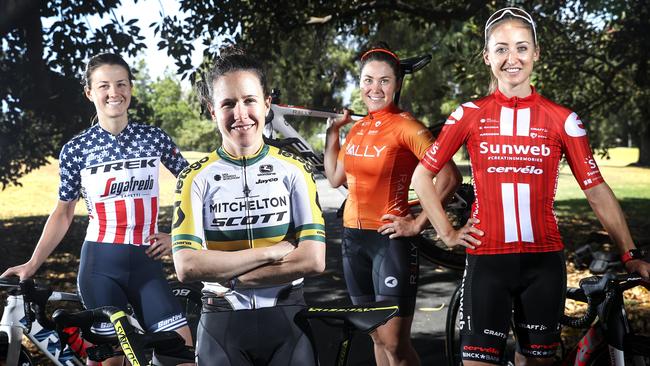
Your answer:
[485,7,537,44]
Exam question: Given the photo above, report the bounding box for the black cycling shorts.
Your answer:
[196,305,317,366]
[342,228,419,317]
[459,251,566,364]
[77,241,186,335]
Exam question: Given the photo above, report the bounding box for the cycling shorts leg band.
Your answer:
[342,228,419,316]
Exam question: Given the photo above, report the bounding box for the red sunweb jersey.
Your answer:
[421,87,604,254]
[339,104,434,229]
[58,123,188,245]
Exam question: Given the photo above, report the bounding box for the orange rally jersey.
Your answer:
[339,104,434,229]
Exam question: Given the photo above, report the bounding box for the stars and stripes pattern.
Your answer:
[58,123,188,245]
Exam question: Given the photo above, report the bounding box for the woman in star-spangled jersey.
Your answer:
[2,53,193,366]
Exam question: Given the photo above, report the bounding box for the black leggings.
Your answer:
[196,305,317,366]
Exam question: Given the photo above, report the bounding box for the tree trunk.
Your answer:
[637,123,650,166]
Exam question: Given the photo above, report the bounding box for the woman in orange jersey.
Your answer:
[324,43,461,366]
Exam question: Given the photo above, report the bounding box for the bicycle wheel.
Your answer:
[0,342,34,366]
[410,183,473,271]
[445,284,517,366]
[169,281,203,344]
[445,284,463,366]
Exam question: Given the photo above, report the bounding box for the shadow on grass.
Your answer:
[555,197,650,251]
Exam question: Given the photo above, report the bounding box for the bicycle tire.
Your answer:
[169,281,203,344]
[0,342,34,366]
[445,284,463,366]
[445,284,518,366]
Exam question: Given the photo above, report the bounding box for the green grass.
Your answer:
[0,148,647,220]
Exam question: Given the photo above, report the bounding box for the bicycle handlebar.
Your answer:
[561,272,648,328]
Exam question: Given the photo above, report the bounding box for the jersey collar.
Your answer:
[493,85,539,108]
[217,144,269,166]
[367,103,402,119]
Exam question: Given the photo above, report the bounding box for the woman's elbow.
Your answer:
[173,252,198,283]
[306,246,326,276]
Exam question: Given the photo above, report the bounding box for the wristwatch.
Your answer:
[621,248,647,264]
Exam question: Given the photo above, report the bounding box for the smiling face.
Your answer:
[85,64,132,124]
[483,19,539,97]
[210,70,270,157]
[360,60,400,112]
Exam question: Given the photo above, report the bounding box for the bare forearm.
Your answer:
[435,160,462,205]
[173,247,275,283]
[584,183,636,253]
[238,242,325,287]
[412,164,456,241]
[324,127,345,187]
[30,202,75,266]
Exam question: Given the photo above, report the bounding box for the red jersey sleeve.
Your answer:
[421,104,472,174]
[560,111,604,189]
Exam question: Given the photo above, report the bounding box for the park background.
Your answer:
[1,0,650,364]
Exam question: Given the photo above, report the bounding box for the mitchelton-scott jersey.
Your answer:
[171,144,325,309]
[58,123,187,245]
[421,87,604,255]
[339,104,434,229]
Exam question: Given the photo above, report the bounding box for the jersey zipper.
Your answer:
[241,156,253,249]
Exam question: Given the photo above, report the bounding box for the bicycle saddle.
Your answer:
[52,307,119,345]
[298,302,399,334]
[400,55,432,75]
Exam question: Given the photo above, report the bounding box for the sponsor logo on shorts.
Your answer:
[384,276,398,288]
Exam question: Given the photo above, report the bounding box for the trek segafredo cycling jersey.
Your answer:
[421,87,603,255]
[58,123,187,245]
[339,104,434,229]
[171,144,326,310]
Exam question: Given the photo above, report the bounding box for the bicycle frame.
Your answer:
[265,103,362,173]
[1,290,83,366]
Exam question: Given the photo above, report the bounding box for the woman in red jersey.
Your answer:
[324,43,461,366]
[412,7,650,366]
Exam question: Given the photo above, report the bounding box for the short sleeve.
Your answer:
[58,142,82,201]
[289,161,326,244]
[421,105,471,174]
[157,128,189,177]
[560,112,604,190]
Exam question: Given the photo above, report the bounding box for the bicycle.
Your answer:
[52,305,194,366]
[263,54,473,271]
[0,277,201,365]
[444,271,650,366]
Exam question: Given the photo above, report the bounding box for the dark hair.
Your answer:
[83,53,134,89]
[359,42,401,80]
[483,8,538,93]
[196,46,268,110]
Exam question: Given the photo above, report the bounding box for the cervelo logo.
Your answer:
[346,144,387,158]
[487,166,543,175]
[479,142,551,157]
[564,112,586,137]
[89,158,157,175]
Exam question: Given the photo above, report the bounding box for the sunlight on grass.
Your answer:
[0,148,647,219]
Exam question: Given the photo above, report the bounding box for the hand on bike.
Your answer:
[1,261,38,280]
[625,259,650,280]
[327,109,354,131]
[146,232,172,260]
[266,241,296,262]
[378,214,420,238]
[441,218,483,250]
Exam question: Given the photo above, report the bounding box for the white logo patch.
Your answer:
[564,112,586,137]
[384,276,398,288]
[450,106,464,121]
